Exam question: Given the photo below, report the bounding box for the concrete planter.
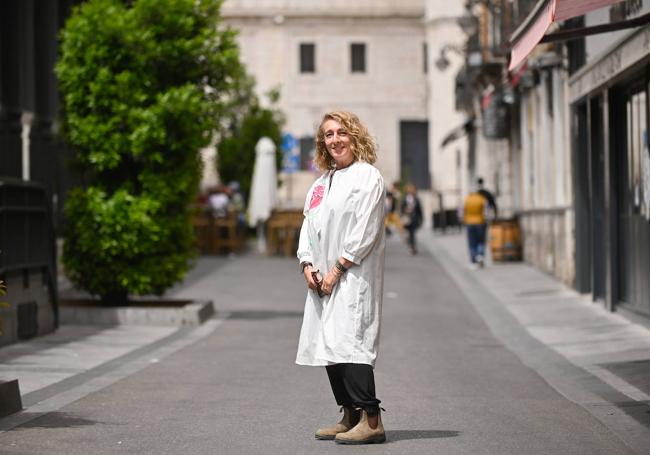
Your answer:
[59,299,214,327]
[0,379,22,418]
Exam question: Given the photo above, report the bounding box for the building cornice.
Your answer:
[221,0,424,20]
[222,10,424,20]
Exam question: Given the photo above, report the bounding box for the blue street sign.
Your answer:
[281,133,297,152]
[283,150,300,174]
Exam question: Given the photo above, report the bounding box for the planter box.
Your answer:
[59,299,214,327]
[0,379,22,418]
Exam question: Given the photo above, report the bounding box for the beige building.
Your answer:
[514,59,574,284]
[221,0,436,209]
[425,1,472,214]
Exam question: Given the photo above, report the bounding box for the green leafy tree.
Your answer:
[56,0,245,304]
[217,86,285,200]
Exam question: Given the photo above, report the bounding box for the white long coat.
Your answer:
[295,161,386,367]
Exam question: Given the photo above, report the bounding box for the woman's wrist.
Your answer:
[330,266,343,281]
[334,260,348,274]
[300,261,313,273]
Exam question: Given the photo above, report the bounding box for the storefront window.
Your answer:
[626,89,648,216]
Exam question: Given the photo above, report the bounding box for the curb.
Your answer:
[59,299,214,326]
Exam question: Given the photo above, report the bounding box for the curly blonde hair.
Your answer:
[313,111,377,171]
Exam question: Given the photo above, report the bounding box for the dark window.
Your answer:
[400,121,430,189]
[350,43,366,73]
[300,43,315,73]
[299,136,315,170]
[564,17,586,75]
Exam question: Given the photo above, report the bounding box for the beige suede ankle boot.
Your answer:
[334,409,386,444]
[315,407,361,440]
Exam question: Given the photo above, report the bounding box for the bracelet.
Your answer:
[334,261,348,274]
[300,261,313,273]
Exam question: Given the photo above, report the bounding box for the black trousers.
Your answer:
[406,225,417,250]
[326,363,381,416]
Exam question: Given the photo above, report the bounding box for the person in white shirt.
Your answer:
[207,185,229,218]
[296,111,386,444]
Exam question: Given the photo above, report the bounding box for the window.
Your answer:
[300,136,315,170]
[299,43,315,73]
[564,17,585,75]
[350,43,366,73]
[626,88,647,215]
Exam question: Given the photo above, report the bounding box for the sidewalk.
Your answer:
[0,257,232,431]
[420,228,650,451]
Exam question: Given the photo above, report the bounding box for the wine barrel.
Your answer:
[489,219,522,262]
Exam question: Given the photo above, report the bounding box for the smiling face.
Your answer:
[322,119,354,169]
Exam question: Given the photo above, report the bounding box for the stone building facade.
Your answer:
[221,0,431,208]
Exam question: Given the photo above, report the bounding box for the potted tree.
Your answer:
[56,0,246,305]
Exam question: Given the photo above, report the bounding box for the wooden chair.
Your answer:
[192,208,245,255]
[191,209,213,255]
[266,209,304,257]
[212,210,242,254]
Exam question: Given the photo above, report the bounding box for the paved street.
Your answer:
[0,233,648,454]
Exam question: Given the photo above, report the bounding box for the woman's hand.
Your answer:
[303,266,318,291]
[320,270,341,295]
[321,257,352,295]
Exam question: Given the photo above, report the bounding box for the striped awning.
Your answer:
[509,0,625,71]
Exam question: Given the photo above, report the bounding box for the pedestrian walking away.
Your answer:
[477,177,497,219]
[463,177,489,268]
[401,183,423,255]
[384,181,405,237]
[296,111,387,445]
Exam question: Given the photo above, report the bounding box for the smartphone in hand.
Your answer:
[311,270,325,297]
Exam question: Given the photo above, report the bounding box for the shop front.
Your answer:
[570,26,650,319]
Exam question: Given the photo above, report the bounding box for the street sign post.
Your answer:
[281,133,300,207]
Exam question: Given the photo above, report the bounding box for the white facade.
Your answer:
[585,2,650,65]
[425,1,470,212]
[515,64,574,284]
[221,0,428,208]
[512,1,650,287]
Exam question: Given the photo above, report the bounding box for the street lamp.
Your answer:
[433,10,479,72]
[457,13,479,36]
[435,44,465,72]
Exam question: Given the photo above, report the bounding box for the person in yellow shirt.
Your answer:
[384,181,404,237]
[463,182,488,268]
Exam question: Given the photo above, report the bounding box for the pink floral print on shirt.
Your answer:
[309,184,325,210]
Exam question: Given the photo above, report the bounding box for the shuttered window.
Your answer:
[350,43,366,73]
[299,43,315,73]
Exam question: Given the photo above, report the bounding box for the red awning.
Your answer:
[509,0,625,71]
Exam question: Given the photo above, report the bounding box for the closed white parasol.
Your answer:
[247,137,278,251]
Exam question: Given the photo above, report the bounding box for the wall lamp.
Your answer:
[435,44,465,72]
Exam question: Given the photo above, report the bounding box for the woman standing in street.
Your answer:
[401,183,423,255]
[296,111,387,445]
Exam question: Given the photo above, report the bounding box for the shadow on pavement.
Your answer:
[613,400,650,430]
[12,412,99,429]
[598,359,650,429]
[228,310,304,320]
[387,429,461,442]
